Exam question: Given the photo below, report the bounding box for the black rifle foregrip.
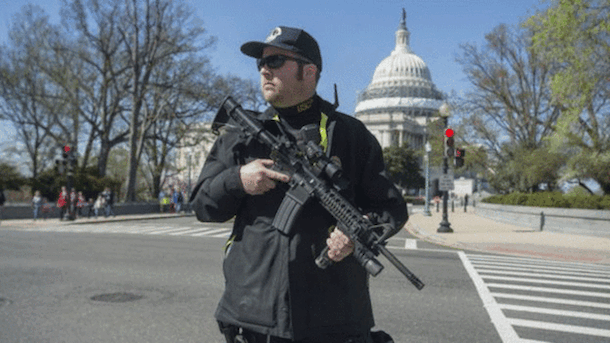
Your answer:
[315,242,384,276]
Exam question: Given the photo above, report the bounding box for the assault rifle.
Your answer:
[212,96,424,290]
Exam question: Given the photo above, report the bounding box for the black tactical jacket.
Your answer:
[190,96,408,340]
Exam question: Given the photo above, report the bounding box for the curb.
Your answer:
[1,213,196,228]
[404,221,464,251]
[64,213,195,225]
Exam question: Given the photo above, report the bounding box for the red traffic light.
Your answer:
[64,145,71,153]
[445,128,454,138]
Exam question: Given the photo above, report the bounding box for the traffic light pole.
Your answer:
[438,116,453,233]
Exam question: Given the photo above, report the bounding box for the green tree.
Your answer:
[527,0,610,194]
[487,143,563,193]
[383,144,425,192]
[0,163,25,190]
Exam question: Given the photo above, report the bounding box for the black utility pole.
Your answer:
[64,145,76,221]
[438,105,453,233]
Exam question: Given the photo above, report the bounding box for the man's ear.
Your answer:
[305,65,317,78]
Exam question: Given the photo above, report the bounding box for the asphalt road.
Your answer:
[1,216,608,342]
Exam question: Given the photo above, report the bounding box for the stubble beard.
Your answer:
[261,66,309,108]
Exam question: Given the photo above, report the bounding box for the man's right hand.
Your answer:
[239,159,290,195]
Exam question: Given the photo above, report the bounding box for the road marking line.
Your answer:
[467,254,610,272]
[458,251,521,343]
[167,228,209,235]
[508,318,610,338]
[210,231,232,238]
[476,268,610,283]
[191,228,229,237]
[147,227,197,235]
[499,304,610,321]
[491,292,610,309]
[486,283,610,298]
[180,228,220,235]
[470,261,610,277]
[404,239,417,249]
[481,275,610,289]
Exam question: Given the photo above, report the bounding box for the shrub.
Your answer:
[599,195,610,210]
[504,192,529,205]
[482,192,609,210]
[527,192,569,208]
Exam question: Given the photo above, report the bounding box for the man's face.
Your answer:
[259,46,310,108]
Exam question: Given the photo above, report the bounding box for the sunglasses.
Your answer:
[256,55,312,71]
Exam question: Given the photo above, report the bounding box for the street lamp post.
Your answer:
[423,141,432,216]
[187,154,192,213]
[438,103,453,233]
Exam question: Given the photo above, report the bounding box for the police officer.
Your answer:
[190,26,407,343]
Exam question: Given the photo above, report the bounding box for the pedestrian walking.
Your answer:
[32,190,43,221]
[190,26,408,343]
[158,189,166,213]
[169,187,176,213]
[41,198,51,220]
[93,194,104,219]
[86,198,95,218]
[102,187,115,217]
[172,188,183,213]
[0,188,6,225]
[57,186,68,220]
[76,191,86,218]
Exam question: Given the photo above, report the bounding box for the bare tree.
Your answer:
[0,6,69,177]
[102,0,215,201]
[0,1,260,202]
[455,24,563,192]
[60,0,134,177]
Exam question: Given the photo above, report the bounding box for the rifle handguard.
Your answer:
[315,244,384,276]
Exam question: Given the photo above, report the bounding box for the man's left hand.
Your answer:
[326,228,355,262]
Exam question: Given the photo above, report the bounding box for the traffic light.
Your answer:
[63,145,71,159]
[444,128,455,158]
[455,148,466,168]
[56,145,71,175]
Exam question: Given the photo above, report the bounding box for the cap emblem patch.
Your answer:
[265,27,282,43]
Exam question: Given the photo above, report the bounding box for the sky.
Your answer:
[0,0,548,151]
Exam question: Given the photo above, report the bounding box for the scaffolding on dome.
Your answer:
[357,85,444,103]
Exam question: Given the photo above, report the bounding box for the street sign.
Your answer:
[439,171,455,191]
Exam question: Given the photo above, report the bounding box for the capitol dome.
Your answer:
[355,10,444,148]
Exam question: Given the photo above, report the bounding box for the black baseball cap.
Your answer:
[241,26,322,72]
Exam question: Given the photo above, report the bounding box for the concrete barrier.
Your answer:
[475,202,610,237]
[1,202,164,220]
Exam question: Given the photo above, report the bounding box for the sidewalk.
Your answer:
[406,208,610,265]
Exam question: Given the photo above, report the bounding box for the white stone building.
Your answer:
[354,10,444,149]
[170,122,214,193]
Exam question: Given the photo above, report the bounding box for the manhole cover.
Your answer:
[90,292,144,303]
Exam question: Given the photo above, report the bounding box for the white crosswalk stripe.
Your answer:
[19,223,232,238]
[460,252,610,343]
[16,223,428,251]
